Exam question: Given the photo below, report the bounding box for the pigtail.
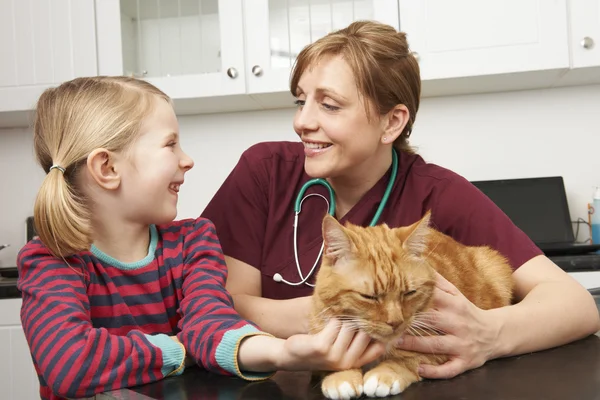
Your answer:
[33,166,91,258]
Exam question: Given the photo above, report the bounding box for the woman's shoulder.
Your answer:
[403,153,474,195]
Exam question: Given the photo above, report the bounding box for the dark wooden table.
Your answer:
[97,332,600,400]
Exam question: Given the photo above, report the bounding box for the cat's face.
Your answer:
[312,212,436,343]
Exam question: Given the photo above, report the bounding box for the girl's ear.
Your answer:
[86,148,121,190]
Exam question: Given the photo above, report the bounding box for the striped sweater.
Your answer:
[17,217,272,400]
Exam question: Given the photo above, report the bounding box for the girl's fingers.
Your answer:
[355,340,386,367]
[330,322,356,358]
[342,330,371,364]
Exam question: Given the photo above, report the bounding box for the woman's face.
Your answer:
[293,54,387,180]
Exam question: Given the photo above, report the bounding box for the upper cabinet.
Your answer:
[557,0,600,86]
[399,0,571,96]
[94,0,253,114]
[243,0,399,106]
[1,0,599,127]
[0,0,97,124]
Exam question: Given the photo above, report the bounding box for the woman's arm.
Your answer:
[225,256,312,338]
[396,255,600,378]
[490,255,600,357]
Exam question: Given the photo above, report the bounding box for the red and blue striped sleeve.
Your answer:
[17,242,184,399]
[175,218,275,380]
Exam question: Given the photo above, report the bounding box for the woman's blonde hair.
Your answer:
[33,76,170,258]
[290,20,421,153]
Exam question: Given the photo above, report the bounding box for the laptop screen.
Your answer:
[470,177,574,246]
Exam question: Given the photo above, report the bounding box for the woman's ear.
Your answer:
[86,148,121,190]
[381,104,410,144]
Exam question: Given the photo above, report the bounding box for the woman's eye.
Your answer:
[404,290,417,296]
[322,103,339,111]
[359,293,378,301]
[294,99,305,107]
[167,142,177,147]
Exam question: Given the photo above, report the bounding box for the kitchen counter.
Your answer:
[98,333,600,400]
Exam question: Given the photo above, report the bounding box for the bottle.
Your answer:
[592,186,600,245]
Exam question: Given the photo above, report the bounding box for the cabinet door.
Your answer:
[95,0,246,100]
[0,0,97,113]
[0,299,39,400]
[568,0,600,68]
[243,0,400,97]
[399,0,570,81]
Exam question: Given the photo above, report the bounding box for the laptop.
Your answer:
[470,176,600,257]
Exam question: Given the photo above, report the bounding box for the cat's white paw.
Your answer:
[363,374,404,397]
[322,381,363,400]
[321,370,364,400]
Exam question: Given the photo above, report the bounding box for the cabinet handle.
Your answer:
[411,51,420,63]
[581,37,595,50]
[227,67,239,79]
[252,65,263,77]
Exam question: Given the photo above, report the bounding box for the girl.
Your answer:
[17,76,384,400]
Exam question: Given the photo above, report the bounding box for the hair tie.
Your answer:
[49,165,66,174]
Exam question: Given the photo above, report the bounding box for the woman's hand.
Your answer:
[276,318,386,371]
[396,272,502,379]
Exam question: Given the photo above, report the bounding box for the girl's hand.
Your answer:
[276,318,386,371]
[395,272,502,379]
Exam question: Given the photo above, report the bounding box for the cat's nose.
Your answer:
[387,320,401,329]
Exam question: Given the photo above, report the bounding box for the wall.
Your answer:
[1,83,599,267]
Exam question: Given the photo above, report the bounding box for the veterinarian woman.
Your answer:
[202,20,599,382]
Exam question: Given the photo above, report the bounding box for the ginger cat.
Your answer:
[309,211,514,399]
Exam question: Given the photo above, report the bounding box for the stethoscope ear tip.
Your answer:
[273,273,283,282]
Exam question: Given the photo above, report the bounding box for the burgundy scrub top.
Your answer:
[201,141,542,300]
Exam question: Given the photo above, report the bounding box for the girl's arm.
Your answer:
[177,218,385,379]
[17,242,185,399]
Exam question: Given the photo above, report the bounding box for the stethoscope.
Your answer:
[273,149,399,287]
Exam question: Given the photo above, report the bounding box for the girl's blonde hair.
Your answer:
[33,76,170,258]
[290,20,421,153]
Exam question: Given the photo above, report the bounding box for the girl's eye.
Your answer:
[404,290,417,296]
[359,293,378,301]
[167,142,177,147]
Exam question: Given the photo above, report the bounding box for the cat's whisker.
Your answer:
[406,326,440,356]
[410,320,446,335]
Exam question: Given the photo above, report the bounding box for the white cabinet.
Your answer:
[0,299,39,400]
[556,0,600,86]
[2,0,600,127]
[94,0,257,115]
[243,0,399,107]
[0,0,97,123]
[399,0,571,96]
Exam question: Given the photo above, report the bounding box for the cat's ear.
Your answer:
[322,215,352,263]
[402,211,431,257]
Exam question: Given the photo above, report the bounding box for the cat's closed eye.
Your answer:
[404,290,417,296]
[359,293,379,301]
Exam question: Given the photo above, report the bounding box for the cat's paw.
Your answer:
[321,370,364,400]
[363,367,418,397]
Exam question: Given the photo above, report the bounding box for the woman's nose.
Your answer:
[293,102,319,133]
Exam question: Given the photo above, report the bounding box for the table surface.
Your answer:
[98,331,600,400]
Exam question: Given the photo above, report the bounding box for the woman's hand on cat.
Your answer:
[277,318,386,371]
[395,272,501,379]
